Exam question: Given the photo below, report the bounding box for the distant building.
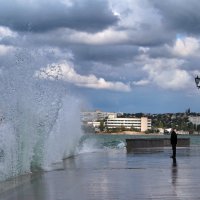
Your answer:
[158,128,164,134]
[81,110,117,122]
[164,128,172,134]
[188,116,200,125]
[105,116,151,132]
[87,121,101,127]
[186,108,191,114]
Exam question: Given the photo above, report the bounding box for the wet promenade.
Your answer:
[1,146,200,200]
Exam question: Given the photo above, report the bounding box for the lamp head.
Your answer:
[195,76,200,89]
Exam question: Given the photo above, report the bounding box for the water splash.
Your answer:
[78,135,126,154]
[0,50,82,181]
[78,137,101,154]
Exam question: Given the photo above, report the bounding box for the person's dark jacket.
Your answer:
[170,130,177,145]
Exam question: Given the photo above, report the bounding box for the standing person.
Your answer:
[170,128,177,158]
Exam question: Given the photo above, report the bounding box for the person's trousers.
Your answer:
[172,144,176,158]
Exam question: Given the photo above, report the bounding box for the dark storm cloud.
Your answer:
[181,57,200,71]
[147,46,173,59]
[151,0,200,34]
[0,0,118,33]
[70,44,138,65]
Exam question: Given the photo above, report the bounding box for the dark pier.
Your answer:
[126,137,190,153]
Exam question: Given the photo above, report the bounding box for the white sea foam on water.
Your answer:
[117,141,126,149]
[78,138,102,154]
[78,136,126,155]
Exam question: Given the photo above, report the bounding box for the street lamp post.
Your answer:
[195,76,200,89]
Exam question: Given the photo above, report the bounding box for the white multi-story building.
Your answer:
[106,116,151,132]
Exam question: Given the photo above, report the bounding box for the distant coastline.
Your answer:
[96,131,161,135]
[96,131,194,135]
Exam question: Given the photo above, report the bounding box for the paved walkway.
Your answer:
[1,146,200,200]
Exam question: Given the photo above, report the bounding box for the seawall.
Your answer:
[126,138,190,153]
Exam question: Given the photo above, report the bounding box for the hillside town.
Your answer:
[81,108,200,135]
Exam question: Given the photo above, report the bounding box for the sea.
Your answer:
[79,133,199,151]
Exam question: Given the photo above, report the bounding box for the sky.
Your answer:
[1,0,200,113]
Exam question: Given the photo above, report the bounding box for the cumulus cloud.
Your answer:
[36,61,131,92]
[109,0,174,46]
[0,45,15,56]
[170,37,200,57]
[132,79,149,86]
[67,28,128,45]
[0,26,17,40]
[142,57,192,90]
[138,47,150,54]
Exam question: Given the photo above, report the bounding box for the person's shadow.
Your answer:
[171,158,178,187]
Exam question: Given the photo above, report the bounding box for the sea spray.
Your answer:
[0,50,82,181]
[0,123,18,180]
[78,137,101,154]
[78,135,126,154]
[42,95,82,170]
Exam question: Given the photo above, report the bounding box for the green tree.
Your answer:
[99,120,105,132]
